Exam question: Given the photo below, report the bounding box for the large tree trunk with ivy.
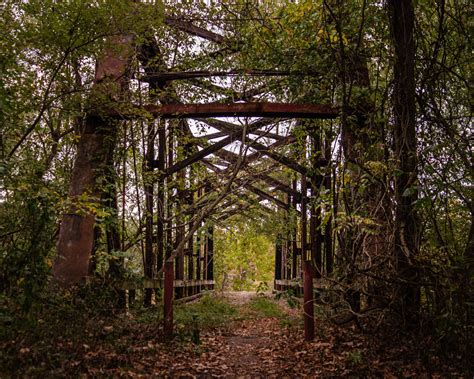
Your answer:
[388,0,420,322]
[339,58,388,311]
[52,35,133,286]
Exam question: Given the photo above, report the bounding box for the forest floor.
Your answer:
[1,290,468,377]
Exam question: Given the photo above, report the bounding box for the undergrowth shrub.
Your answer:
[175,293,237,331]
[249,297,285,318]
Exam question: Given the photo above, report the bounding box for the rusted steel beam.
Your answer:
[249,130,286,141]
[195,118,307,177]
[200,136,306,199]
[196,131,228,140]
[156,121,166,275]
[155,118,270,176]
[145,102,338,119]
[302,174,315,341]
[206,136,293,167]
[188,79,269,103]
[163,119,174,340]
[275,241,283,283]
[143,69,319,83]
[198,117,278,130]
[204,223,214,281]
[213,195,276,223]
[164,17,226,44]
[195,117,281,137]
[249,138,309,176]
[247,184,292,212]
[144,94,156,307]
[158,134,234,175]
[206,151,301,201]
[200,160,292,214]
[198,129,284,141]
[291,179,298,279]
[251,172,302,201]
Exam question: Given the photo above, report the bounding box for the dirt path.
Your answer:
[221,290,258,305]
[5,291,459,377]
[155,292,442,377]
[166,291,301,377]
[197,291,281,376]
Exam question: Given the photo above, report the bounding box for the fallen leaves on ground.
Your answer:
[1,292,466,377]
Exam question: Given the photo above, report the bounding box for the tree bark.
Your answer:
[53,35,133,286]
[388,0,420,321]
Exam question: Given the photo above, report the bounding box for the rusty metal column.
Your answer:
[310,133,323,278]
[284,193,291,283]
[275,236,283,291]
[144,115,156,306]
[156,119,165,278]
[174,122,186,299]
[163,255,174,339]
[163,122,174,339]
[302,173,315,341]
[324,135,333,274]
[291,179,298,280]
[196,218,202,282]
[187,166,195,295]
[207,224,214,288]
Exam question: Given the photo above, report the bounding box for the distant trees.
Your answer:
[214,217,274,291]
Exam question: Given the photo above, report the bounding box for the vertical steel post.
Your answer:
[275,237,282,290]
[291,179,298,280]
[144,116,156,306]
[302,173,315,341]
[324,136,333,274]
[196,218,202,282]
[163,122,174,339]
[174,124,185,298]
[163,259,174,339]
[156,119,165,276]
[207,225,214,286]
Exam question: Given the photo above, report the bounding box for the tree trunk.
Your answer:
[53,35,133,286]
[388,0,420,322]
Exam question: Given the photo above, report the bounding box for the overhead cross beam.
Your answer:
[143,69,319,83]
[200,137,302,201]
[246,138,308,176]
[194,118,313,175]
[196,128,285,142]
[195,116,284,141]
[164,17,226,44]
[188,79,269,103]
[251,172,302,202]
[153,118,269,175]
[202,160,299,215]
[247,184,293,212]
[144,103,339,119]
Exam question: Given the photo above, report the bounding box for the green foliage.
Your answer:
[175,294,237,332]
[214,217,274,291]
[256,281,269,296]
[0,283,136,375]
[0,175,57,313]
[346,349,364,367]
[0,0,165,308]
[275,288,299,309]
[248,297,285,319]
